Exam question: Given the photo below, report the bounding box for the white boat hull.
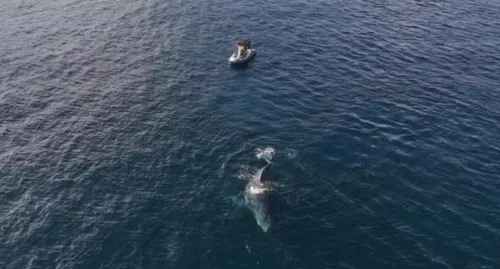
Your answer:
[228,49,256,64]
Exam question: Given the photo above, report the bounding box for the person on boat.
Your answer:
[235,41,244,58]
[244,40,251,50]
[234,39,251,59]
[240,47,247,58]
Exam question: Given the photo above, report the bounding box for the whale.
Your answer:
[244,159,275,232]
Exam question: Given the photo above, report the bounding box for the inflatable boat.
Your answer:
[228,39,256,64]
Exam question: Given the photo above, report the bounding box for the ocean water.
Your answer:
[1,0,500,268]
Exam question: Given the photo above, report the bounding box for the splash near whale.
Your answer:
[244,147,276,232]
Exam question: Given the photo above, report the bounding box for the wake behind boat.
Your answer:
[228,39,256,65]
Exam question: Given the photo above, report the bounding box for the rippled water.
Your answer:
[1,0,500,268]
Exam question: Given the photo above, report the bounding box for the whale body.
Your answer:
[244,162,274,232]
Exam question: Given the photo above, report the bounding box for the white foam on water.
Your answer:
[255,147,275,163]
[247,184,271,195]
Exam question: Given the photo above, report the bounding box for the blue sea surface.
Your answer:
[1,0,500,268]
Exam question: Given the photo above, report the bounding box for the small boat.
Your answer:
[228,39,256,64]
